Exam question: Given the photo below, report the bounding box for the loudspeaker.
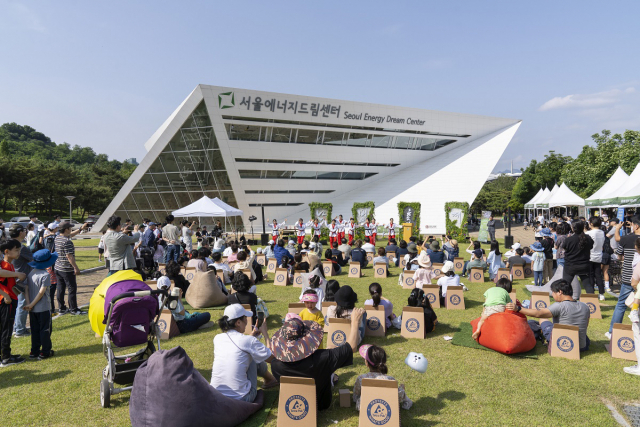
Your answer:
[504,235,514,250]
[248,239,258,245]
[261,233,269,245]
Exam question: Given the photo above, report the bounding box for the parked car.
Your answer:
[63,219,84,231]
[9,217,43,225]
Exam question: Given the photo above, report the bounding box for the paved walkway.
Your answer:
[75,268,108,308]
[469,223,536,247]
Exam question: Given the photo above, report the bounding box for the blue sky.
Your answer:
[1,1,639,172]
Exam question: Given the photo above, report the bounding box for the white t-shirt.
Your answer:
[585,229,604,263]
[436,275,460,297]
[211,330,271,399]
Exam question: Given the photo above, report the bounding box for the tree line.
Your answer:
[0,122,135,220]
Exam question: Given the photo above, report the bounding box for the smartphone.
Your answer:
[255,311,265,330]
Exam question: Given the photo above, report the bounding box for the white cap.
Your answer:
[48,223,58,230]
[441,261,455,273]
[224,303,253,319]
[310,242,316,248]
[38,225,45,231]
[511,242,521,250]
[256,247,263,253]
[157,276,171,290]
[268,240,274,245]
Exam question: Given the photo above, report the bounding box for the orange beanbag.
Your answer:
[470,310,536,354]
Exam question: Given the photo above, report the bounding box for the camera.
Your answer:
[249,215,257,222]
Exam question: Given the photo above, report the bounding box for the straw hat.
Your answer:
[417,252,432,268]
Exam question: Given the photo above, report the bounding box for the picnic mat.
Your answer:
[239,388,279,427]
[451,322,538,359]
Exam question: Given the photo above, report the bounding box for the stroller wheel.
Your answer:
[100,379,111,408]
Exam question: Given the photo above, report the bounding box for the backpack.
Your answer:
[602,233,614,255]
[44,234,56,253]
[29,229,45,253]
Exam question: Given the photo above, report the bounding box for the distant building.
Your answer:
[124,158,139,166]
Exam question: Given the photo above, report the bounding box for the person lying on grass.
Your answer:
[472,278,513,340]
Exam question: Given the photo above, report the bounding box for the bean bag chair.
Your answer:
[185,270,228,308]
[130,346,264,427]
[89,270,143,336]
[470,310,536,354]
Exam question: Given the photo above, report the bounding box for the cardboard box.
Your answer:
[274,268,289,286]
[402,270,416,289]
[358,378,400,427]
[157,263,167,275]
[277,376,317,427]
[366,252,374,264]
[401,306,425,339]
[453,257,464,274]
[321,301,336,333]
[339,389,350,408]
[348,262,361,278]
[511,265,525,280]
[266,258,278,275]
[422,284,440,309]
[549,324,580,360]
[496,268,510,281]
[524,263,533,278]
[364,304,387,337]
[182,267,197,281]
[216,270,225,284]
[222,256,228,263]
[327,317,351,349]
[608,323,636,361]
[322,261,333,277]
[374,262,388,278]
[157,309,180,340]
[432,263,444,277]
[256,254,266,266]
[509,291,517,305]
[242,304,254,335]
[228,261,238,270]
[581,293,602,319]
[531,291,551,312]
[288,303,305,315]
[293,270,305,288]
[469,268,485,283]
[386,252,396,266]
[240,268,252,279]
[445,286,465,310]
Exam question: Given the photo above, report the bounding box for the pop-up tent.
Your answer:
[615,164,640,207]
[547,183,585,209]
[524,188,544,210]
[172,196,243,218]
[585,167,630,208]
[535,184,560,209]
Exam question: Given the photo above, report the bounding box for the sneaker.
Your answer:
[28,352,38,360]
[58,307,69,315]
[599,294,605,301]
[624,365,640,376]
[70,309,86,316]
[605,286,611,292]
[38,350,55,361]
[13,331,30,338]
[605,331,612,340]
[462,285,469,291]
[0,355,26,367]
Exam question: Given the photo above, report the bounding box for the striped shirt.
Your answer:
[54,235,76,273]
[615,234,638,284]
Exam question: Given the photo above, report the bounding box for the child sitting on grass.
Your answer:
[353,344,413,410]
[472,278,513,340]
[298,289,324,327]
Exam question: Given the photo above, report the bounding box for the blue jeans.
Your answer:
[165,244,181,263]
[610,282,634,333]
[240,360,268,402]
[462,261,470,276]
[358,313,367,343]
[557,258,565,267]
[176,312,211,334]
[533,270,543,287]
[541,321,590,352]
[13,292,28,334]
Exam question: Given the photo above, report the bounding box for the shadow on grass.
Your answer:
[403,390,466,424]
[58,342,103,356]
[0,368,72,390]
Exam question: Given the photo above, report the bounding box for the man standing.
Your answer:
[103,216,140,275]
[143,222,157,249]
[8,224,33,338]
[54,222,88,315]
[487,215,496,242]
[162,215,181,263]
[51,215,62,229]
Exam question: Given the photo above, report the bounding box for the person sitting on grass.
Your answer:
[227,273,258,324]
[326,285,365,344]
[508,279,591,352]
[165,260,190,295]
[206,264,228,296]
[299,275,325,310]
[211,304,278,402]
[436,261,467,304]
[364,282,396,329]
[156,276,212,334]
[472,278,513,340]
[353,344,413,411]
[462,249,487,277]
[324,249,341,275]
[413,252,438,289]
[372,247,390,271]
[407,288,438,335]
[299,289,324,328]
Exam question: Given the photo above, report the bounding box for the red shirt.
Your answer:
[0,260,17,300]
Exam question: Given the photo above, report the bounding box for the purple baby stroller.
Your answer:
[100,279,166,408]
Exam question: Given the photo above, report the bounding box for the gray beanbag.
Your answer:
[130,346,263,427]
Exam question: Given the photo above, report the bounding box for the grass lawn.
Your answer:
[72,238,100,247]
[2,240,636,426]
[74,248,104,271]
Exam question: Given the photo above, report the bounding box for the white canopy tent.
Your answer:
[547,183,585,209]
[536,184,559,209]
[615,164,640,207]
[585,166,629,208]
[172,196,244,233]
[524,188,544,209]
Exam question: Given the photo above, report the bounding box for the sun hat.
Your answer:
[531,241,544,252]
[472,249,483,259]
[256,247,263,253]
[429,241,440,251]
[38,224,45,231]
[407,243,418,254]
[28,249,58,269]
[450,239,458,246]
[288,240,295,247]
[284,313,302,322]
[156,276,171,289]
[417,252,432,268]
[300,292,319,303]
[334,285,358,307]
[441,261,455,274]
[359,344,373,364]
[540,228,552,237]
[223,303,253,320]
[511,242,521,250]
[271,317,323,362]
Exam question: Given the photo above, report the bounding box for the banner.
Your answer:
[617,207,625,223]
[478,211,491,243]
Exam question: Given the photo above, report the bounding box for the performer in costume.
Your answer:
[384,218,398,242]
[335,215,346,242]
[294,218,306,245]
[310,218,326,239]
[328,219,339,247]
[370,218,378,243]
[268,218,286,242]
[345,218,356,245]
[361,218,374,244]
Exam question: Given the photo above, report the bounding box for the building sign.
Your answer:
[478,211,491,243]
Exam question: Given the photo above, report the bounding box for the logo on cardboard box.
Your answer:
[618,337,635,353]
[331,330,347,346]
[295,276,303,285]
[586,302,597,314]
[473,272,482,281]
[405,318,420,333]
[277,274,285,282]
[406,277,414,286]
[557,336,574,352]
[376,268,385,275]
[426,293,436,304]
[367,399,392,425]
[514,269,522,277]
[367,317,381,331]
[285,395,309,420]
[324,266,331,274]
[157,319,167,333]
[535,300,547,309]
[449,295,461,306]
[351,267,359,275]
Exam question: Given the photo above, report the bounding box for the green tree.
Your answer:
[511,151,573,210]
[471,176,517,214]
